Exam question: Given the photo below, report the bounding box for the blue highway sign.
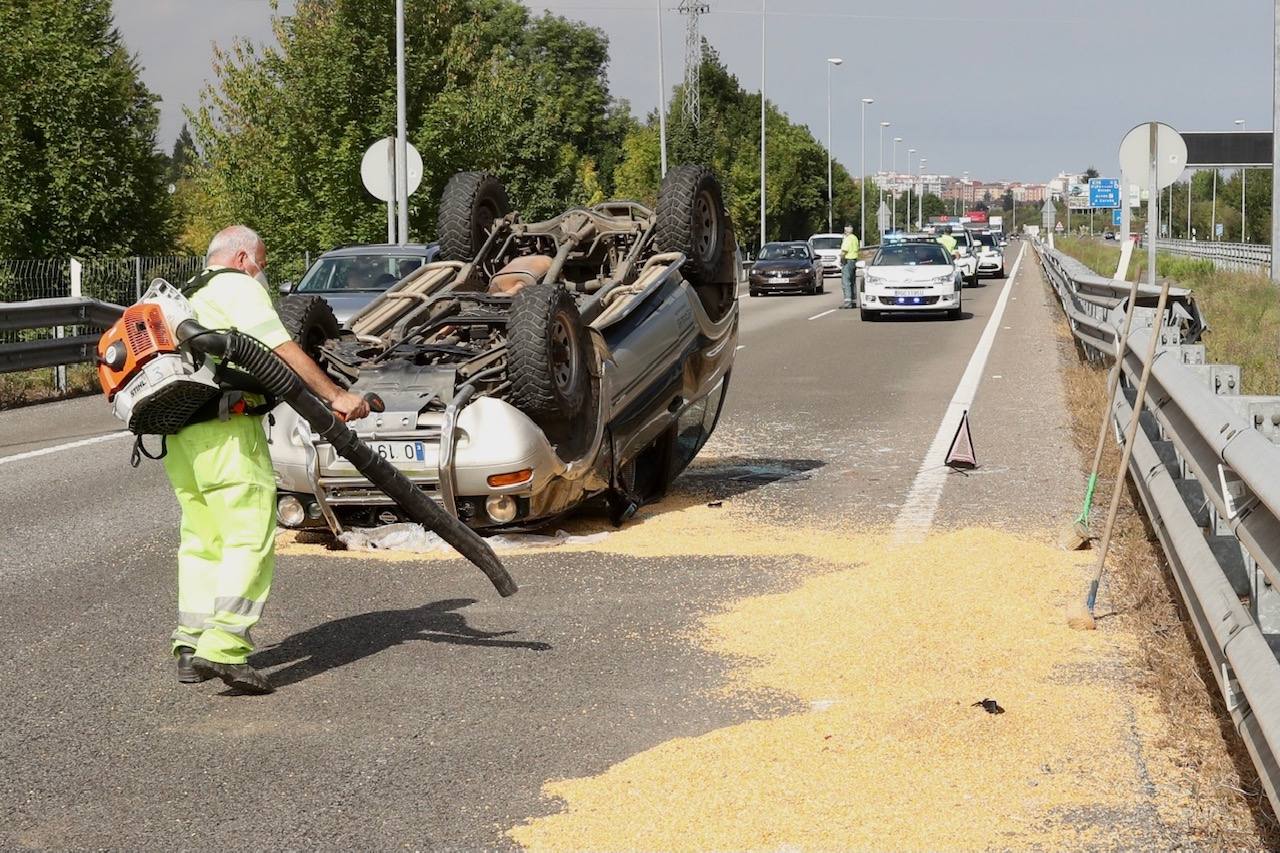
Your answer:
[1089,178,1121,209]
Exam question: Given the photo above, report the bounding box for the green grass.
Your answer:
[0,364,97,408]
[1056,237,1280,396]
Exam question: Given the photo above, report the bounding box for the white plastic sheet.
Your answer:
[339,522,610,554]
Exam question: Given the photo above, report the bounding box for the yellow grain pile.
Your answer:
[509,527,1189,851]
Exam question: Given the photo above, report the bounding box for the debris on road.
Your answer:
[337,522,611,554]
[972,698,1006,715]
[508,527,1200,851]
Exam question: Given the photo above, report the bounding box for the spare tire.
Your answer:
[278,294,340,360]
[438,171,510,262]
[654,164,726,286]
[507,282,588,420]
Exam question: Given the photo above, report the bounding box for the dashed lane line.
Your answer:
[0,431,131,467]
[808,308,837,321]
[889,242,1027,546]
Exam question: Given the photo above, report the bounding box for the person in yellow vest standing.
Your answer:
[937,225,959,258]
[165,225,371,694]
[838,225,861,309]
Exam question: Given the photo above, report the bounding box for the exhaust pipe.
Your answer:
[178,322,517,597]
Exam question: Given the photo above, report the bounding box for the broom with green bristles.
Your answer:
[1058,240,1142,552]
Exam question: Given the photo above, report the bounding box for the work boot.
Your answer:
[191,656,275,695]
[176,646,212,684]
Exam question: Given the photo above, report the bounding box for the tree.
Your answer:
[614,42,864,249]
[1084,166,1100,180]
[0,0,174,256]
[190,0,633,257]
[168,123,197,184]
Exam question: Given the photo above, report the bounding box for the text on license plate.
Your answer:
[373,441,426,463]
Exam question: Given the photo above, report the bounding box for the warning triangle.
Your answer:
[946,410,978,470]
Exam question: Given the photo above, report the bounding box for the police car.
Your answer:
[856,235,964,321]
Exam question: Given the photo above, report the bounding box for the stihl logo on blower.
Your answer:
[97,280,224,436]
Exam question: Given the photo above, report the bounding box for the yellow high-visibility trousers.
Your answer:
[162,414,276,664]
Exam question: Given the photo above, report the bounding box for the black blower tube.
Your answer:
[178,321,517,597]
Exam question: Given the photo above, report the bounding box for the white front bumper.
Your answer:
[861,284,960,311]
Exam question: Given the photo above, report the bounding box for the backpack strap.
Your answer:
[180,267,238,299]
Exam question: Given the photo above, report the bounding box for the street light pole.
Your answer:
[1236,119,1247,242]
[906,148,916,231]
[656,0,667,177]
[879,122,890,216]
[892,137,902,231]
[394,0,409,244]
[826,58,843,232]
[918,158,927,229]
[1211,169,1218,240]
[1273,0,1280,280]
[860,98,873,241]
[759,0,767,249]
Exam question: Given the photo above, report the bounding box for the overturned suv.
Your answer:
[269,165,739,533]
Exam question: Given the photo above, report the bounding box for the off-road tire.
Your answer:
[438,171,510,262]
[278,294,340,359]
[654,164,726,286]
[507,282,588,420]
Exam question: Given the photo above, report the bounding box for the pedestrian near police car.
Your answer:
[165,225,370,694]
[838,225,861,309]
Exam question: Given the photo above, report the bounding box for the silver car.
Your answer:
[269,166,739,533]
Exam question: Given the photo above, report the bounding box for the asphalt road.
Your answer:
[0,243,1085,849]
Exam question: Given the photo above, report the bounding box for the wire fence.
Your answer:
[0,252,316,401]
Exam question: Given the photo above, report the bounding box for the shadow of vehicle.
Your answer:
[249,598,551,689]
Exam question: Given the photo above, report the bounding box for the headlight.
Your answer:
[932,275,953,286]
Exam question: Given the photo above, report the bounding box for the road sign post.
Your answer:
[362,138,423,244]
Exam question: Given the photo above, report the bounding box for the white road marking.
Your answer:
[890,242,1027,546]
[0,431,131,467]
[808,308,837,321]
[735,345,746,351]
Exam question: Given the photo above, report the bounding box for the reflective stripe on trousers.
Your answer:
[163,415,276,664]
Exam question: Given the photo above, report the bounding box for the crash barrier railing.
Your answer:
[1037,240,1280,814]
[0,253,317,394]
[1156,238,1271,275]
[0,297,125,373]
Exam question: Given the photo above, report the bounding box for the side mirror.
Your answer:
[278,281,295,295]
[855,260,867,271]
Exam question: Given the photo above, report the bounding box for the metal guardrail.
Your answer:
[1157,238,1272,274]
[0,297,125,372]
[1037,240,1280,814]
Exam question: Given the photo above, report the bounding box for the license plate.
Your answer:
[372,441,427,465]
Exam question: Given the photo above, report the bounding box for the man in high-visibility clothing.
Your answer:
[937,225,959,258]
[838,225,861,309]
[167,225,370,694]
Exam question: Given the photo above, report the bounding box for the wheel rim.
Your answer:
[693,190,719,263]
[550,313,581,397]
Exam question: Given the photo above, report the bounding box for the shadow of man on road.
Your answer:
[249,598,551,689]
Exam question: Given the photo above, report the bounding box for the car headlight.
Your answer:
[865,275,884,287]
[932,275,953,286]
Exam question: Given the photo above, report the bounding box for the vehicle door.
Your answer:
[597,267,699,429]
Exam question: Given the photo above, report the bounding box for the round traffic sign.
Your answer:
[1118,122,1187,190]
[361,137,423,203]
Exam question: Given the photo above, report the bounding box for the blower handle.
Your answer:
[364,392,386,414]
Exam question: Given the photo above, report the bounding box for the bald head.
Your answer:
[206,225,267,280]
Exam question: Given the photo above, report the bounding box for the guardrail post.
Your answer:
[53,258,83,394]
